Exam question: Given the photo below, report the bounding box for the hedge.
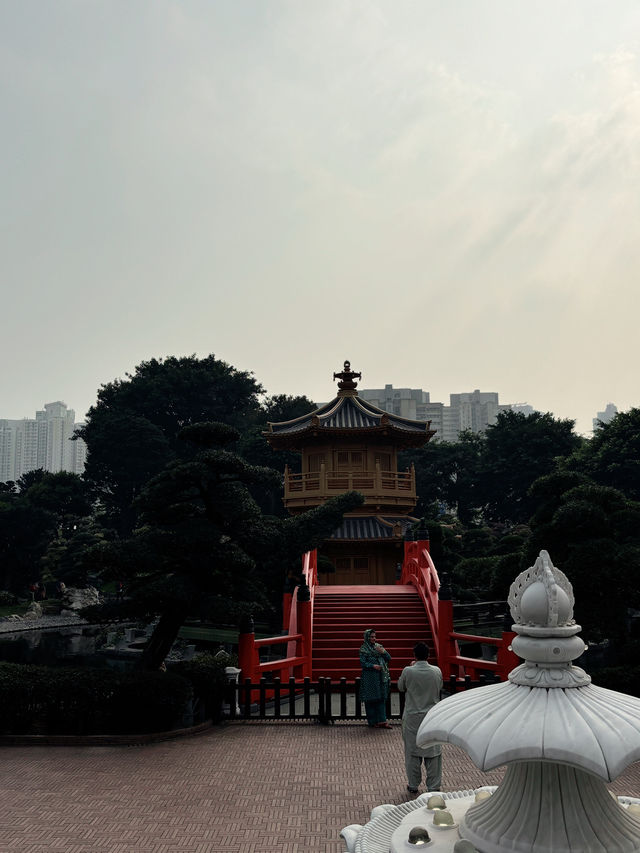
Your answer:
[170,653,229,722]
[0,662,193,735]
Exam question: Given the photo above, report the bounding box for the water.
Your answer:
[0,623,206,669]
[0,625,116,668]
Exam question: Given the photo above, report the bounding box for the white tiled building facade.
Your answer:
[0,401,87,482]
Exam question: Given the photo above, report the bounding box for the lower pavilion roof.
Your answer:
[329,515,417,541]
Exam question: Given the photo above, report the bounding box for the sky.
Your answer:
[2,1,640,435]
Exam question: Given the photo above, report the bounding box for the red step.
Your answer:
[311,585,435,681]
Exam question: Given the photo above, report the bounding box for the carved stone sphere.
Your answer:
[520,580,571,625]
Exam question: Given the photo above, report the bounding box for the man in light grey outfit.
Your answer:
[397,641,443,794]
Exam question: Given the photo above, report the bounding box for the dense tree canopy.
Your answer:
[85,422,363,668]
[565,408,640,501]
[404,408,640,642]
[478,410,581,524]
[237,393,317,516]
[0,472,91,592]
[404,410,581,527]
[79,355,264,533]
[526,477,640,643]
[402,432,485,525]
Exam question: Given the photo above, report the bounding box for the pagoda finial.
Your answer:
[333,360,361,392]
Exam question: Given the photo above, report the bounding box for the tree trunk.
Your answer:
[138,608,187,670]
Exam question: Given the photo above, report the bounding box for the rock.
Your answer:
[2,614,24,622]
[23,601,43,620]
[61,586,102,611]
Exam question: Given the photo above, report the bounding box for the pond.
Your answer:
[0,622,226,669]
[0,625,115,668]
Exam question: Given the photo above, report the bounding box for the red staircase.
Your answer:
[312,585,435,681]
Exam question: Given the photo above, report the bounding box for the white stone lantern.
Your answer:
[417,550,640,853]
[341,551,640,853]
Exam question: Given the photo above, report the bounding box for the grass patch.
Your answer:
[0,603,29,619]
[178,625,272,645]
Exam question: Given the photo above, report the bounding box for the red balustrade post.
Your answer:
[403,538,417,574]
[297,581,313,679]
[238,614,257,683]
[437,596,454,681]
[416,535,430,556]
[415,519,430,556]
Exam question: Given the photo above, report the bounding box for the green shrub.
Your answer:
[453,556,497,592]
[0,662,193,735]
[171,653,228,722]
[0,591,17,606]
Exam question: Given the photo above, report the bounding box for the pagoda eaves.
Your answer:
[264,394,435,451]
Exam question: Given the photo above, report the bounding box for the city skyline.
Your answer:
[0,380,620,440]
[0,401,87,483]
[2,3,640,437]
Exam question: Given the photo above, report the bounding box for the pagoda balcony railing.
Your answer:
[283,463,416,505]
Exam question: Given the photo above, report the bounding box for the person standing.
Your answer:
[359,628,392,728]
[397,641,443,794]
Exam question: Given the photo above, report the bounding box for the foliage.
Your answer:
[83,421,363,669]
[40,518,110,586]
[526,476,640,643]
[0,662,192,735]
[416,516,463,576]
[79,354,264,533]
[22,471,91,526]
[453,556,497,594]
[402,432,485,525]
[0,472,94,592]
[565,408,640,501]
[478,410,581,524]
[406,411,579,528]
[461,527,496,558]
[237,394,318,516]
[171,653,228,721]
[0,495,56,592]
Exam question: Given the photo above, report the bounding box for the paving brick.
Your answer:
[1,720,640,852]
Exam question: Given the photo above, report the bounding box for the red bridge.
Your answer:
[238,537,518,687]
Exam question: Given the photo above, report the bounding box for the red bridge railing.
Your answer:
[238,550,317,686]
[240,541,518,686]
[400,536,518,681]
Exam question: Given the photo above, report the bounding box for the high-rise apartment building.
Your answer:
[358,385,524,442]
[0,402,87,482]
[354,385,431,420]
[593,403,618,431]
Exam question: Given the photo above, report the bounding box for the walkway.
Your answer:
[2,720,640,853]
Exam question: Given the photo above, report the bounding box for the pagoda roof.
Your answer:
[264,393,435,449]
[329,515,416,541]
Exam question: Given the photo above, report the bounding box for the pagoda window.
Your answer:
[375,453,391,471]
[336,450,364,470]
[308,453,325,472]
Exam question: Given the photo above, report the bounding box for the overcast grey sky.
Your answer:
[2,1,639,434]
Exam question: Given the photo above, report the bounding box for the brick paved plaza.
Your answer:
[2,720,640,853]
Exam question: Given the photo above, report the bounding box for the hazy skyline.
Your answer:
[3,2,639,435]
